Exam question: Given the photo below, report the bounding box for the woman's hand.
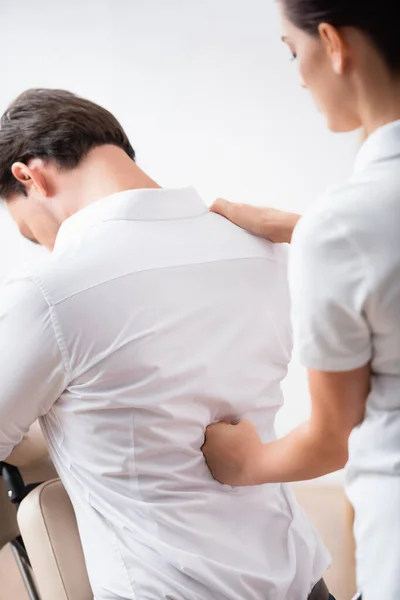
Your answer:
[202,420,266,487]
[203,366,370,488]
[210,199,301,244]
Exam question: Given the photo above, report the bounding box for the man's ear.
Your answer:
[318,23,348,75]
[11,161,49,197]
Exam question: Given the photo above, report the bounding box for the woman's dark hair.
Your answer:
[0,88,135,199]
[282,0,400,72]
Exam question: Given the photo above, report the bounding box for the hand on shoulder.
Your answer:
[210,199,301,244]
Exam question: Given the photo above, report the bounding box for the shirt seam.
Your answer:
[29,275,72,380]
[51,255,288,307]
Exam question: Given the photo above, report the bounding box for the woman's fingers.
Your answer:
[210,199,300,243]
[210,199,268,238]
[202,419,265,486]
[209,198,231,216]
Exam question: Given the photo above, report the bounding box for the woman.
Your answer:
[202,1,400,599]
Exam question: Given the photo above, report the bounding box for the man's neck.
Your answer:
[60,145,161,221]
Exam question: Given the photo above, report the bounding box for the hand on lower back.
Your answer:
[202,420,265,487]
[210,199,300,244]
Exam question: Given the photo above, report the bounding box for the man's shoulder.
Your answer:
[0,263,51,320]
[6,251,83,308]
[11,210,290,307]
[208,211,289,268]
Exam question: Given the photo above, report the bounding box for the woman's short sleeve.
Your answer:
[289,209,372,372]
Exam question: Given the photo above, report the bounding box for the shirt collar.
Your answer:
[54,187,208,252]
[354,119,400,174]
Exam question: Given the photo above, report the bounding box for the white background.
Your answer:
[0,0,361,479]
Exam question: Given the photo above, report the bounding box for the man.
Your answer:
[0,89,330,600]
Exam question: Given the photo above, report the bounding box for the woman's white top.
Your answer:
[290,120,400,600]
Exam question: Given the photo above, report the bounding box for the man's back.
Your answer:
[23,188,328,599]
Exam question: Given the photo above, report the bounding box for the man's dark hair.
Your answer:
[282,0,400,72]
[0,88,135,199]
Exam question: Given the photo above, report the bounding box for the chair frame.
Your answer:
[0,461,42,600]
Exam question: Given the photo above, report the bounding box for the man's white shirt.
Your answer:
[0,188,329,599]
